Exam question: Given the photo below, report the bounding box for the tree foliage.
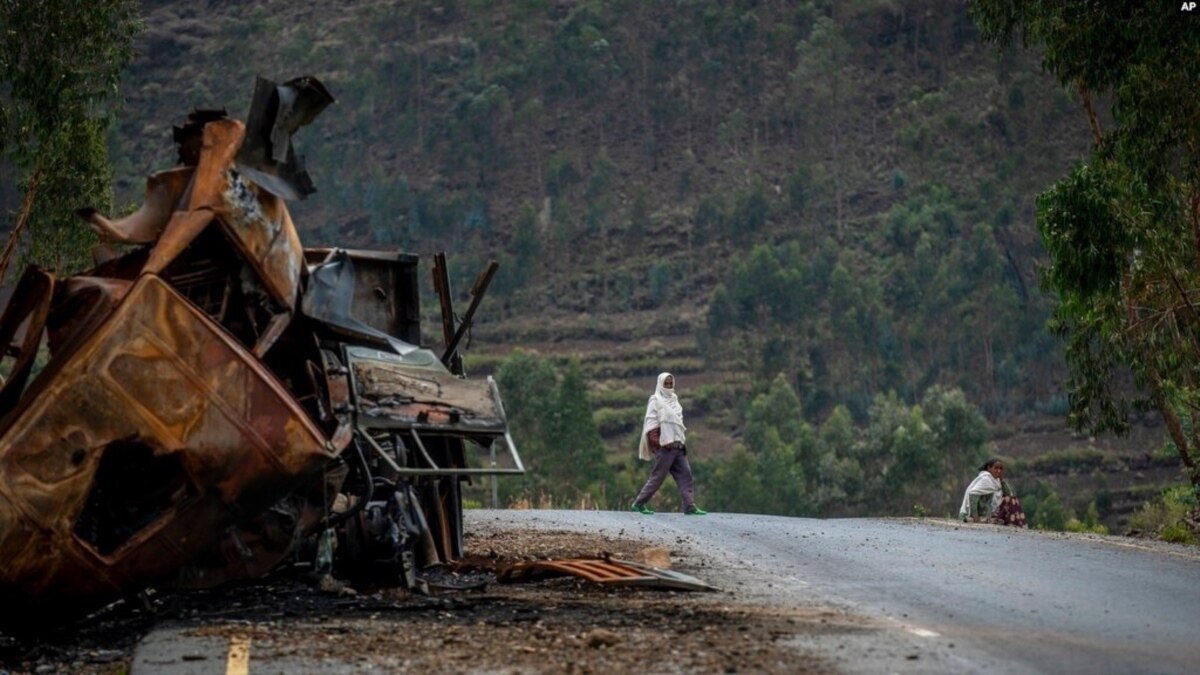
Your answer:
[972,0,1200,485]
[698,376,987,517]
[706,192,1047,420]
[0,0,142,274]
[494,352,612,505]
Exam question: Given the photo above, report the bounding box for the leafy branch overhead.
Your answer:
[972,0,1200,485]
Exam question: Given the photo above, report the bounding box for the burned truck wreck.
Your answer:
[0,76,522,625]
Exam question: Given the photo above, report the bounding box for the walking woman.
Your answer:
[630,372,707,515]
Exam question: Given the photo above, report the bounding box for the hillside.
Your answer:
[118,1,1085,315]
[104,0,1185,526]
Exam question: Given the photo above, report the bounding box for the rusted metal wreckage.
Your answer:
[0,76,523,625]
[497,558,716,592]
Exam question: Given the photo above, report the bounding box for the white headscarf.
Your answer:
[958,470,1003,520]
[637,372,687,461]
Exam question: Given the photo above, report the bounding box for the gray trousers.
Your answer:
[633,447,696,511]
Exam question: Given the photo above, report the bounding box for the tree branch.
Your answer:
[1191,182,1200,262]
[1167,269,1200,328]
[0,163,42,288]
[1125,271,1199,485]
[1146,357,1196,463]
[1076,80,1104,148]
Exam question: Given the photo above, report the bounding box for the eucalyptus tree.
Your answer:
[971,1,1200,485]
[788,15,852,232]
[0,0,141,279]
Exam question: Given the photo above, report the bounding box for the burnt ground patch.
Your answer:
[1,527,846,674]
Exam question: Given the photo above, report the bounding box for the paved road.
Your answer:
[471,510,1200,674]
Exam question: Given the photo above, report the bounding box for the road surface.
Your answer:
[468,510,1200,674]
[120,510,1200,674]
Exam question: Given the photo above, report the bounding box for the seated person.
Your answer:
[959,458,1027,527]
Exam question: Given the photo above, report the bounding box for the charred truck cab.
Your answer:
[0,76,522,626]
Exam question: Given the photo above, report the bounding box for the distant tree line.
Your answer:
[695,374,988,517]
[481,351,1137,534]
[484,352,997,518]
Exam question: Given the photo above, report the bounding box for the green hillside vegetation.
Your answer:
[126,0,1175,526]
[112,0,1087,408]
[5,1,1194,533]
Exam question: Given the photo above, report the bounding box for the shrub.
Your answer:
[593,406,643,438]
[1128,485,1198,544]
[677,149,698,197]
[1160,523,1196,545]
[1064,502,1108,534]
[589,387,643,409]
[1026,448,1113,474]
[786,165,812,208]
[706,283,736,338]
[545,150,581,197]
[462,352,506,375]
[1033,394,1069,416]
[688,383,739,417]
[648,262,671,307]
[694,192,728,243]
[1032,491,1067,531]
[729,179,770,234]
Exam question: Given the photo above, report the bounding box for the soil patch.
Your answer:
[1,526,840,674]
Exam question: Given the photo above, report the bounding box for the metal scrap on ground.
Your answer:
[497,557,718,592]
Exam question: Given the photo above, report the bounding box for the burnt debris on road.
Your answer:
[1,526,824,675]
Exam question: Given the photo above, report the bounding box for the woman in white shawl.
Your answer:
[630,373,707,515]
[959,458,1027,527]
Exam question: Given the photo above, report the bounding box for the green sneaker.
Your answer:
[684,507,708,516]
[631,502,654,515]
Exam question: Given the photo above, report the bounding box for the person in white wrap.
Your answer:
[630,372,707,515]
[960,460,1003,522]
[959,458,1027,526]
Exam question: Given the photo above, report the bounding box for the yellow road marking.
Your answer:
[226,635,251,675]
